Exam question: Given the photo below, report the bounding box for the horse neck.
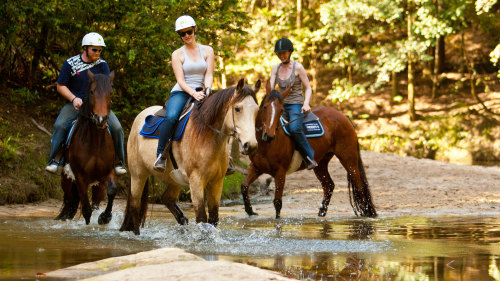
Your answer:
[74,119,109,144]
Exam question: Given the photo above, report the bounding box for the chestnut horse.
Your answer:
[120,79,260,235]
[241,82,377,219]
[55,71,118,225]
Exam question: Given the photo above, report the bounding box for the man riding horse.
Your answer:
[46,32,126,175]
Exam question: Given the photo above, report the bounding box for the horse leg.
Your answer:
[189,173,207,223]
[91,184,104,210]
[241,164,263,216]
[98,178,117,225]
[161,184,188,225]
[120,174,148,235]
[273,171,287,219]
[55,175,80,221]
[314,154,335,217]
[71,175,92,224]
[206,177,224,226]
[337,145,377,217]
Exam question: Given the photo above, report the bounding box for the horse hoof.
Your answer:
[98,213,112,225]
[318,209,327,217]
[248,211,258,216]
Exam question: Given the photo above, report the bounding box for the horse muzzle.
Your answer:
[262,132,275,142]
[240,141,257,155]
[91,113,109,129]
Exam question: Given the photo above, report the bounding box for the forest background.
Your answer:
[0,0,499,204]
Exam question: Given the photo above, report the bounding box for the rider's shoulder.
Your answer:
[200,44,214,54]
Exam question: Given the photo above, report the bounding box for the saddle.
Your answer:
[280,112,324,138]
[139,100,194,140]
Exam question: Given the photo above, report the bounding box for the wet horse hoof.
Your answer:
[98,212,112,225]
[318,208,328,217]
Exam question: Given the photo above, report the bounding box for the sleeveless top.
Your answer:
[171,44,207,93]
[276,62,304,104]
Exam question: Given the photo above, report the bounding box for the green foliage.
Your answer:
[222,172,245,200]
[328,78,366,102]
[9,88,40,105]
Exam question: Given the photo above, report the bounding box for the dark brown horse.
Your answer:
[241,82,377,219]
[55,71,117,225]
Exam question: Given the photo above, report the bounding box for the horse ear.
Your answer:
[252,80,261,93]
[281,87,292,100]
[87,70,94,81]
[265,80,272,95]
[236,78,245,92]
[109,71,115,83]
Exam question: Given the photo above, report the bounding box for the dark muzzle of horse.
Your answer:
[90,112,109,129]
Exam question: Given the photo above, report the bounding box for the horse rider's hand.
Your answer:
[301,104,311,113]
[72,97,83,110]
[204,87,212,97]
[193,90,205,101]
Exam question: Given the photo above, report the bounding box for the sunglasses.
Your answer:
[90,48,103,53]
[177,29,194,37]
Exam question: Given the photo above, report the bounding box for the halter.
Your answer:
[207,106,237,139]
[83,88,109,129]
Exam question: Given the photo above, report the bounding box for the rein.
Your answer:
[206,106,237,139]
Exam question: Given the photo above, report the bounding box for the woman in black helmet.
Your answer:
[270,37,317,169]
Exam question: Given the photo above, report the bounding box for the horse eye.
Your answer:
[234,106,241,113]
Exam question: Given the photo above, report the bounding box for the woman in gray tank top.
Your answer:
[269,37,317,170]
[154,15,215,171]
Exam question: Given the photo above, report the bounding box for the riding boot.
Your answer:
[305,155,318,170]
[153,139,171,172]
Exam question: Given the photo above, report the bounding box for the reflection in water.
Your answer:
[1,215,499,280]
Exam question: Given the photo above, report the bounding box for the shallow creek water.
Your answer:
[1,210,499,280]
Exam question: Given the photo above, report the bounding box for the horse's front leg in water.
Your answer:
[190,173,208,223]
[99,178,117,225]
[273,171,287,219]
[206,177,224,226]
[241,164,263,216]
[76,177,93,224]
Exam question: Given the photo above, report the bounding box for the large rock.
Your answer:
[43,248,297,281]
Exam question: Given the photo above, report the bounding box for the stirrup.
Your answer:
[306,156,318,170]
[153,154,167,172]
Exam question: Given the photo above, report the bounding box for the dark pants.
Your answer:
[284,104,314,160]
[157,90,191,156]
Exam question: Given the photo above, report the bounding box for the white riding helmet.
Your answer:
[82,32,106,47]
[175,15,196,32]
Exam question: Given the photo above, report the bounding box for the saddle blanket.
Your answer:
[280,112,324,138]
[139,110,191,141]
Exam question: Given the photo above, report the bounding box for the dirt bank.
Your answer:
[1,150,499,218]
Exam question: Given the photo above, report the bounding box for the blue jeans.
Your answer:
[48,103,125,165]
[284,104,314,161]
[157,91,191,156]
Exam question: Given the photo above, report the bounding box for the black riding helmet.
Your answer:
[274,37,294,53]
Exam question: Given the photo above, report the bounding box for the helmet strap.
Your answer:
[282,53,292,64]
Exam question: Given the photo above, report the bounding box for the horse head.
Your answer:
[259,80,291,142]
[227,78,260,155]
[87,70,114,129]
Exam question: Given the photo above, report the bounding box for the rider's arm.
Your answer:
[203,45,215,91]
[269,64,278,89]
[297,63,312,112]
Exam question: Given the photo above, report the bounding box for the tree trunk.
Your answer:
[310,42,317,94]
[391,70,398,105]
[219,55,226,89]
[431,35,440,100]
[297,0,302,29]
[407,0,417,121]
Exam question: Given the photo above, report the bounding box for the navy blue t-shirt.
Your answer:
[56,54,110,99]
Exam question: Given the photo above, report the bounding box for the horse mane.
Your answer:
[74,73,112,140]
[190,84,257,138]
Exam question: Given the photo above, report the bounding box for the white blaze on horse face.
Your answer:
[229,96,258,154]
[269,101,276,128]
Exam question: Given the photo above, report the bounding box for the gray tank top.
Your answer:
[171,44,207,93]
[276,62,304,104]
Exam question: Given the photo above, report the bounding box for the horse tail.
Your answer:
[347,140,377,217]
[139,177,150,228]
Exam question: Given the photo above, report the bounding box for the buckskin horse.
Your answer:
[241,82,377,219]
[120,79,260,235]
[55,70,118,225]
